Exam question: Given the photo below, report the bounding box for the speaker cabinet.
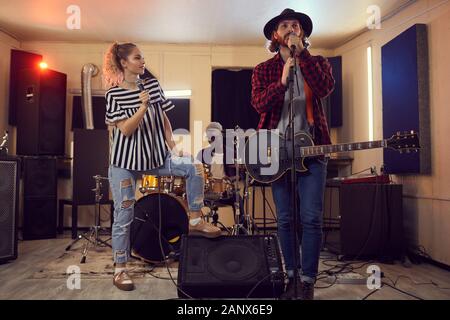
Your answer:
[9,49,43,126]
[22,157,57,240]
[178,235,284,298]
[73,129,110,205]
[16,67,67,156]
[0,157,19,263]
[324,183,404,260]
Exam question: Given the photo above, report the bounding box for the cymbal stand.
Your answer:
[243,170,254,235]
[203,199,231,234]
[65,175,111,263]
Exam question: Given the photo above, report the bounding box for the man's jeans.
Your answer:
[109,155,204,264]
[271,158,328,282]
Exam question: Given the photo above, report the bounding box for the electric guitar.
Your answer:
[244,130,420,184]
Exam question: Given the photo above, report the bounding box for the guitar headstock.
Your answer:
[386,131,420,154]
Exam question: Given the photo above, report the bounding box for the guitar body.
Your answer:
[244,130,314,184]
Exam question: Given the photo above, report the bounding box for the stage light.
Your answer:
[39,62,48,70]
[367,46,374,141]
[165,90,192,98]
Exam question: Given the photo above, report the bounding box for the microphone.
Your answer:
[136,78,145,92]
[288,33,298,55]
[136,79,151,111]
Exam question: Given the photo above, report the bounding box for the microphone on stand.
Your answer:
[288,33,298,57]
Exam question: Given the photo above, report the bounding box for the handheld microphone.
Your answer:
[288,33,298,55]
[136,78,145,92]
[136,79,151,111]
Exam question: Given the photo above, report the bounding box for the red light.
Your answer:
[39,62,48,69]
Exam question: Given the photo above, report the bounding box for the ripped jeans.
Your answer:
[108,154,204,264]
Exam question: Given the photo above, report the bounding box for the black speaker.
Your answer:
[73,129,109,205]
[177,235,284,298]
[0,157,19,263]
[9,49,43,126]
[324,183,404,260]
[22,157,57,240]
[16,67,67,156]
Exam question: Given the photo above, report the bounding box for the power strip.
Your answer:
[325,272,368,285]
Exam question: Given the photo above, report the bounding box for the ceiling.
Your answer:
[0,0,415,49]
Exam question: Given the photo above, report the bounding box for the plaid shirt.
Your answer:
[251,49,335,145]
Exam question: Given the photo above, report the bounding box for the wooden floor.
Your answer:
[1,234,450,300]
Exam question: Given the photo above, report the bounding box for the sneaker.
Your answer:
[280,277,303,300]
[301,281,314,300]
[189,219,222,238]
[113,270,135,291]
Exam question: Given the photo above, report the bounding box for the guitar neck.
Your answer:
[301,140,387,157]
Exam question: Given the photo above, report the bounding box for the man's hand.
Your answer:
[281,57,295,87]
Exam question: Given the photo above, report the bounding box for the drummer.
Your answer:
[197,122,245,219]
[198,122,231,179]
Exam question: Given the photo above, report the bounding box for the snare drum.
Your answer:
[205,177,234,201]
[140,175,159,193]
[160,176,173,193]
[172,177,186,197]
[140,175,172,194]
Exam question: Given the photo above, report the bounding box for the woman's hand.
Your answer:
[139,90,150,108]
[171,146,191,158]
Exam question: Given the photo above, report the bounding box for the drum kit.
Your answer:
[137,162,249,228]
[66,130,259,263]
[130,161,256,262]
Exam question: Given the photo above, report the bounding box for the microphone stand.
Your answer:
[286,46,301,299]
[231,126,247,235]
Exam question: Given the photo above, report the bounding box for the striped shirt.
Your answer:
[105,78,175,171]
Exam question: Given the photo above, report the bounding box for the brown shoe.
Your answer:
[113,270,135,291]
[189,219,222,238]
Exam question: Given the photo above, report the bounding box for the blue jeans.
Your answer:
[108,154,204,264]
[271,158,328,282]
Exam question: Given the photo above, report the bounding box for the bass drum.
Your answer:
[131,193,188,262]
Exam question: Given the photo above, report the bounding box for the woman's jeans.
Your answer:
[271,158,328,283]
[109,155,204,264]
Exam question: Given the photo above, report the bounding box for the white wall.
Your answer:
[333,0,450,265]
